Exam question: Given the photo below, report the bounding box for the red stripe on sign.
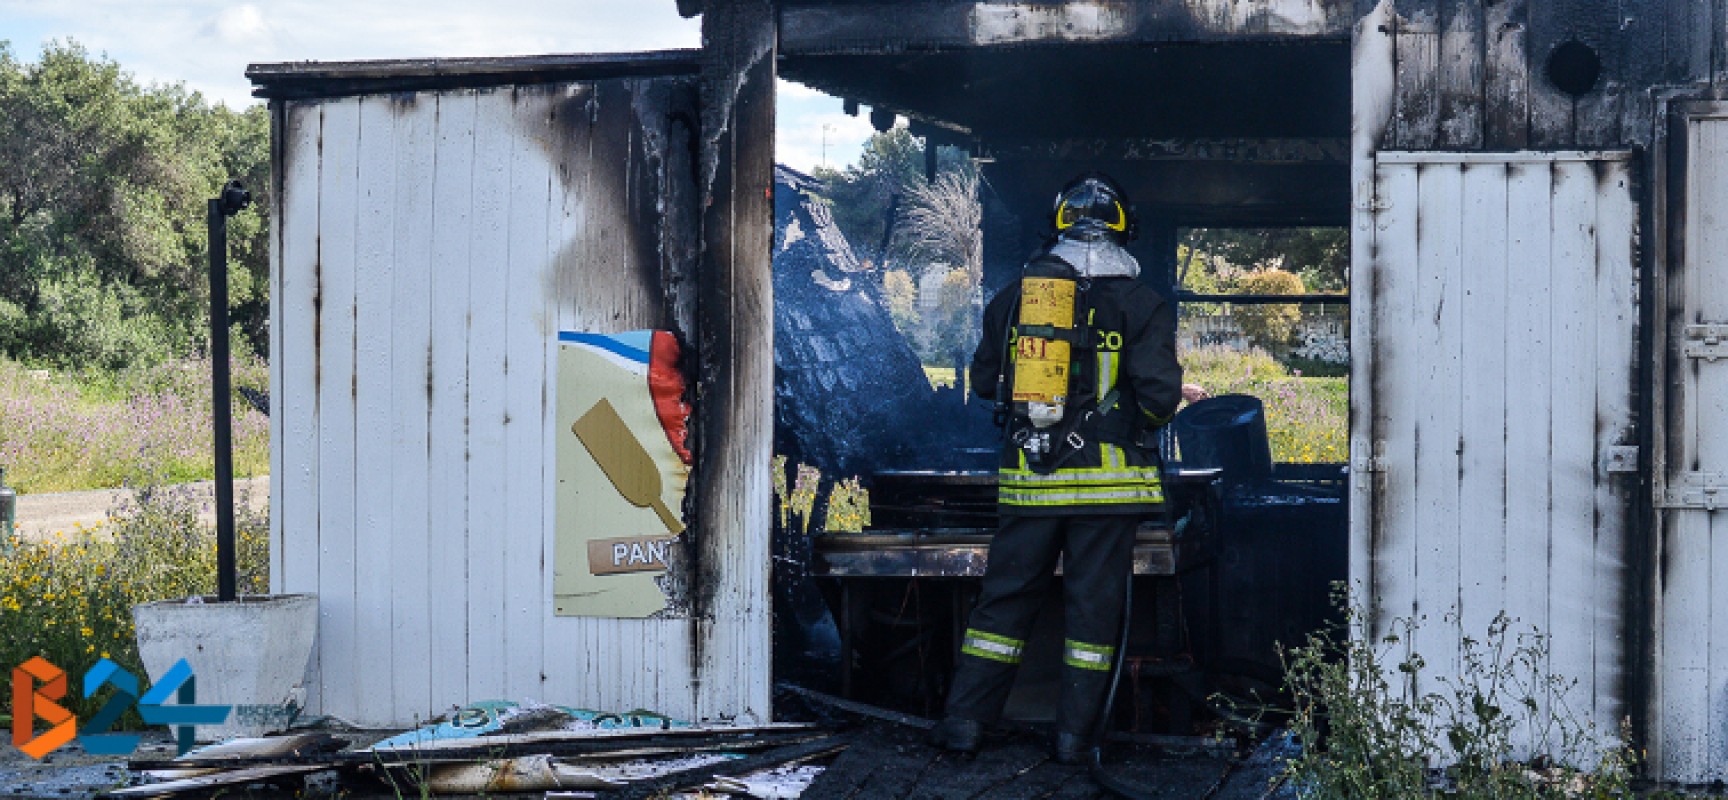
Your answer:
[649,331,692,465]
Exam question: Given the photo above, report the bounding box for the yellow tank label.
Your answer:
[1020,278,1075,327]
[1012,338,1070,403]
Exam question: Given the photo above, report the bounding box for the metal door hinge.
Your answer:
[1682,325,1728,361]
[1660,471,1728,511]
[1352,450,1386,490]
[1605,446,1639,473]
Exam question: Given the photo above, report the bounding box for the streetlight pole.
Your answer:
[209,180,251,602]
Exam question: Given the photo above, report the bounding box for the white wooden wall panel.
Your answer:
[1500,161,1554,700]
[1658,110,1728,783]
[275,101,323,706]
[503,91,551,703]
[1357,151,1637,762]
[316,100,361,721]
[1455,163,1508,651]
[353,99,398,726]
[427,91,477,717]
[271,79,759,727]
[389,98,437,721]
[466,89,513,703]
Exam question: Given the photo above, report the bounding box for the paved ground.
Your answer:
[12,476,270,541]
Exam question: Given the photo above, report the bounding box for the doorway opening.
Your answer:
[767,37,1355,735]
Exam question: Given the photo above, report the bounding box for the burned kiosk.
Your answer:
[770,11,1354,733]
[254,0,1728,788]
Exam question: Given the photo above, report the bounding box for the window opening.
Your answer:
[1175,227,1349,466]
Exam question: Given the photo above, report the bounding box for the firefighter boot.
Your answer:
[1053,731,1096,766]
[929,717,982,755]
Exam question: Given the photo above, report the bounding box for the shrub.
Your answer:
[1278,598,1634,799]
[1232,268,1305,349]
[0,482,269,720]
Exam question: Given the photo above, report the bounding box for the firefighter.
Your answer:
[930,172,1183,764]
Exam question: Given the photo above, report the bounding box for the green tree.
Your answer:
[0,40,271,370]
[810,127,972,268]
[1232,268,1305,349]
[882,268,918,336]
[1186,227,1347,291]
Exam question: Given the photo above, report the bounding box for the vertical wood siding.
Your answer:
[1655,109,1728,783]
[694,0,777,723]
[267,76,766,727]
[1358,151,1638,760]
[1381,0,1728,153]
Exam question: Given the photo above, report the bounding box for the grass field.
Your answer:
[0,356,270,494]
[1182,345,1348,464]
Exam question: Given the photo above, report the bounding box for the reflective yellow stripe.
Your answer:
[1102,443,1123,469]
[1002,491,1163,507]
[962,629,1025,664]
[1000,467,1159,482]
[1064,639,1116,671]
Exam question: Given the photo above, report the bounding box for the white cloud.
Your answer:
[776,107,877,175]
[0,1,877,168]
[211,4,269,44]
[0,0,700,106]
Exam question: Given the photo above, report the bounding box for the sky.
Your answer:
[0,0,877,174]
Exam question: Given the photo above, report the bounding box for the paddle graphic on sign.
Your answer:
[571,398,685,535]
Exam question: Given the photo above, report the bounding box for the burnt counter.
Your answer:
[813,525,1193,578]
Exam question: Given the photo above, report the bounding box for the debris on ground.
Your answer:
[0,693,1317,799]
[368,700,686,750]
[102,703,842,799]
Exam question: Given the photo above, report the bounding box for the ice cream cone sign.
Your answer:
[571,398,685,535]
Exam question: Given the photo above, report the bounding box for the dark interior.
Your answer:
[774,38,1353,736]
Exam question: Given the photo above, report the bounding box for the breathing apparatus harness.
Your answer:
[991,253,1138,473]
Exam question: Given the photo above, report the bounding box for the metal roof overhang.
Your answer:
[247,51,702,100]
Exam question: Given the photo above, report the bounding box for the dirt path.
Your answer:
[13,476,270,541]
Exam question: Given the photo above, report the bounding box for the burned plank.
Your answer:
[821,734,944,800]
[592,733,850,800]
[798,724,930,797]
[1435,0,1484,148]
[919,739,1050,800]
[126,726,824,772]
[105,765,330,798]
[1525,0,1579,148]
[778,682,938,730]
[366,724,822,763]
[1088,753,1235,800]
[1391,8,1442,150]
[779,0,1354,55]
[1001,761,1101,800]
[1483,0,1531,148]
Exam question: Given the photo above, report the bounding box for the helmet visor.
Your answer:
[1054,183,1128,233]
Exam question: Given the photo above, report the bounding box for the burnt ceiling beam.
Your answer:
[779,1,1354,56]
[978,136,1349,163]
[981,159,1350,228]
[780,41,1351,142]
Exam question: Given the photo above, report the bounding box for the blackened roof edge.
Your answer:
[247,50,702,101]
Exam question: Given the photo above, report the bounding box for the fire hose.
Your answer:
[1088,569,1157,799]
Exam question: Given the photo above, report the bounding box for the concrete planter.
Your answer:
[132,593,317,741]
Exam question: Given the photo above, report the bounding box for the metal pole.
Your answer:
[210,197,236,602]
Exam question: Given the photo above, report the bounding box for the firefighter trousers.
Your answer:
[943,513,1138,738]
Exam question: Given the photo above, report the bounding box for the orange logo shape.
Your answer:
[12,657,76,759]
